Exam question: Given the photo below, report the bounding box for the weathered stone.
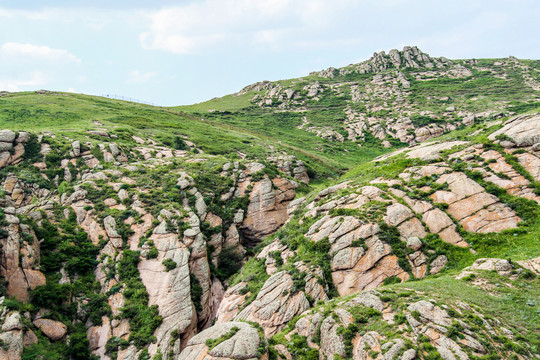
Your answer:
[385,203,413,227]
[408,300,451,327]
[2,312,22,331]
[488,114,540,147]
[406,236,423,251]
[139,234,197,353]
[236,271,310,336]
[241,177,296,242]
[33,319,67,341]
[0,130,16,143]
[180,321,264,360]
[72,141,81,157]
[430,255,448,274]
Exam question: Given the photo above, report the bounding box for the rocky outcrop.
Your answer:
[140,233,197,354]
[0,130,29,168]
[236,271,310,337]
[179,321,266,360]
[268,285,532,360]
[0,208,46,302]
[456,257,536,282]
[0,307,24,360]
[374,140,469,162]
[241,176,297,242]
[488,113,540,147]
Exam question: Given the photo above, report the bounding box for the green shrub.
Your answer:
[190,274,203,312]
[205,326,240,349]
[162,258,177,271]
[217,246,244,281]
[146,246,158,259]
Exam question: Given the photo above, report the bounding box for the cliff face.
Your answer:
[0,127,309,359]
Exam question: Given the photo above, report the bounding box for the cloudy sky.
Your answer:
[0,0,538,106]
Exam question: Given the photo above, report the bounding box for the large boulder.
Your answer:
[488,113,540,147]
[179,321,266,360]
[33,319,67,341]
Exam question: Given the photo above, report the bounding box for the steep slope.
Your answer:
[0,123,311,359]
[0,47,538,360]
[179,46,539,171]
[214,112,539,328]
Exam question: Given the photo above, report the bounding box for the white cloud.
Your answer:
[127,70,158,83]
[0,42,82,92]
[0,72,48,92]
[139,0,359,54]
[0,42,80,62]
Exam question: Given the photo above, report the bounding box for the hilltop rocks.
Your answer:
[179,321,266,360]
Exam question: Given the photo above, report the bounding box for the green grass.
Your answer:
[175,92,256,112]
[392,273,540,344]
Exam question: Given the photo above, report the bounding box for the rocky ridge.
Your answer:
[228,47,539,151]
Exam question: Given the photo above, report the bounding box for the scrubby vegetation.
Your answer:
[0,48,538,359]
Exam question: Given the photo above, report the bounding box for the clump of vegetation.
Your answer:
[205,326,240,349]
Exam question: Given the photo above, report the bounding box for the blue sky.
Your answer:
[0,0,538,106]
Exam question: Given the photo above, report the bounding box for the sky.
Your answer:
[0,0,538,106]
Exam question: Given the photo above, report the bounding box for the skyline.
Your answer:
[0,0,539,106]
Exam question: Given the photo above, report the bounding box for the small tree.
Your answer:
[174,136,188,150]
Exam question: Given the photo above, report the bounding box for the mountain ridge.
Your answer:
[0,46,538,360]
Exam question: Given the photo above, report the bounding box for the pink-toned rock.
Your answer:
[138,233,197,352]
[23,330,38,346]
[385,203,414,227]
[517,152,540,181]
[438,225,467,247]
[404,197,433,214]
[447,192,498,221]
[236,271,310,337]
[33,319,67,341]
[517,257,540,275]
[241,177,296,242]
[397,218,427,239]
[460,203,520,233]
[423,209,453,234]
[87,317,112,356]
[7,268,29,302]
[180,321,265,360]
[215,282,250,323]
[23,269,46,290]
[332,232,409,296]
[436,172,484,200]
